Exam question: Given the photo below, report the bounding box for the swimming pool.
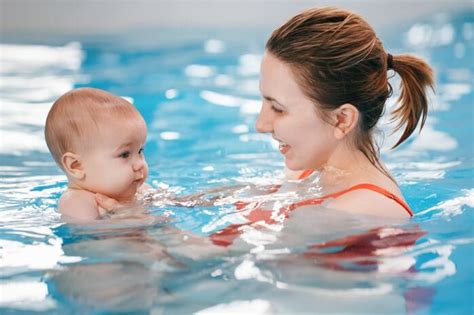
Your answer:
[1,9,473,315]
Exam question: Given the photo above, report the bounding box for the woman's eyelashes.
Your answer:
[262,96,284,113]
[271,104,284,113]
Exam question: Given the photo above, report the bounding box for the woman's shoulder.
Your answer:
[324,182,411,219]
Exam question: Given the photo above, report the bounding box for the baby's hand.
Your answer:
[95,194,122,216]
[95,194,147,219]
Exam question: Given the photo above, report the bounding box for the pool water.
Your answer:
[1,11,473,315]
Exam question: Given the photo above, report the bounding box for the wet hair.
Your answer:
[45,87,144,169]
[266,7,434,176]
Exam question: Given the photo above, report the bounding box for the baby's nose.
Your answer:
[133,158,146,171]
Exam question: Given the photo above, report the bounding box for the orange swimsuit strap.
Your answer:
[292,183,413,216]
[297,170,413,216]
[298,169,315,180]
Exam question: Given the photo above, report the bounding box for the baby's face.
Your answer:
[78,117,148,202]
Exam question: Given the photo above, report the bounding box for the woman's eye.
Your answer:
[138,147,144,155]
[271,105,283,113]
[119,151,130,158]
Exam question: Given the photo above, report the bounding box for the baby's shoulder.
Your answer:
[59,188,95,204]
[58,189,99,221]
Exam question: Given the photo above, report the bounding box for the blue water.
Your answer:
[1,11,473,315]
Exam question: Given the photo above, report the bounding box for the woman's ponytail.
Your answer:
[390,54,434,148]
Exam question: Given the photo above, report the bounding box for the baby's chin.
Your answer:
[109,189,138,204]
[98,181,144,204]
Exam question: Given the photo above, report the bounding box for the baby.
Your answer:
[45,87,149,222]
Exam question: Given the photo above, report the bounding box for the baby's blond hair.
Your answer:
[45,87,143,169]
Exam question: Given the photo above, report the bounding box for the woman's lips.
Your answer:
[279,142,290,154]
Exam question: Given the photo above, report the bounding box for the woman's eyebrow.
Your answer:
[262,95,285,106]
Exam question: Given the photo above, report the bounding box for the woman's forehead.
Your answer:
[260,53,309,104]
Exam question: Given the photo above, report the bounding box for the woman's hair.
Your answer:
[45,87,143,169]
[266,7,434,176]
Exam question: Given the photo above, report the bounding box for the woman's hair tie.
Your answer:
[387,53,394,70]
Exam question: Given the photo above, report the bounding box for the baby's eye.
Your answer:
[138,147,144,155]
[119,151,130,158]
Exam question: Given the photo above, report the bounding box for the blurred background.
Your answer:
[2,0,473,40]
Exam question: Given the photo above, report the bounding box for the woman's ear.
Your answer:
[62,152,85,180]
[332,104,359,140]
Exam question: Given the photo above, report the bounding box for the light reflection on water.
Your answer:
[0,11,473,315]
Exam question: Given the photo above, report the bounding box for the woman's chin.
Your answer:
[284,159,302,171]
[284,158,316,172]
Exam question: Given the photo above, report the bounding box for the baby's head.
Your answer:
[45,88,148,202]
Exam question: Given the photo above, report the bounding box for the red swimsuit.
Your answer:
[210,170,412,247]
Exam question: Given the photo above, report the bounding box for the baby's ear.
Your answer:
[62,152,85,180]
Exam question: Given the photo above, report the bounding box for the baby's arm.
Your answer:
[58,189,101,223]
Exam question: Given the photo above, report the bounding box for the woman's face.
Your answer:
[256,52,338,171]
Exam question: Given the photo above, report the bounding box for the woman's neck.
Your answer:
[318,146,383,189]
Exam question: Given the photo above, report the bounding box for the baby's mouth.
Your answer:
[134,175,145,184]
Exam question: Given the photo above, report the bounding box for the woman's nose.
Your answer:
[255,103,273,133]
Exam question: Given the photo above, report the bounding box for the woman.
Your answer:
[97,7,434,224]
[253,7,433,218]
